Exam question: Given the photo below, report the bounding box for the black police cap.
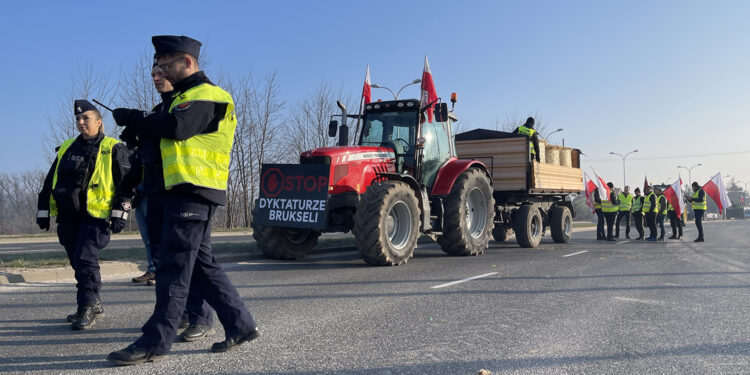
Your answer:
[152,35,202,60]
[74,100,97,115]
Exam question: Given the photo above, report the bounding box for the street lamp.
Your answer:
[370,79,421,100]
[677,163,702,186]
[609,149,638,188]
[542,128,564,143]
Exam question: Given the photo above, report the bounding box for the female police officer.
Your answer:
[36,99,132,330]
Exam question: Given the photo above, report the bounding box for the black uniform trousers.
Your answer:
[135,192,256,355]
[668,211,683,238]
[595,209,605,239]
[633,212,644,238]
[694,209,705,239]
[657,213,666,240]
[604,212,617,239]
[645,212,657,239]
[615,210,631,237]
[56,213,110,307]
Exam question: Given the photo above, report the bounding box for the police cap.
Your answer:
[152,35,202,60]
[74,100,97,115]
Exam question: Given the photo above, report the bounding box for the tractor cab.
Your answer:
[359,99,457,190]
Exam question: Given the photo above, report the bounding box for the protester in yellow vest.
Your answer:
[643,185,658,241]
[615,185,633,239]
[598,182,620,241]
[513,117,541,162]
[631,187,645,240]
[687,182,707,242]
[593,187,605,240]
[109,35,258,365]
[36,100,132,331]
[667,201,683,239]
[655,187,667,241]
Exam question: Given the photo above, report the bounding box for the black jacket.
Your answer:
[125,72,229,205]
[512,126,541,162]
[38,133,131,216]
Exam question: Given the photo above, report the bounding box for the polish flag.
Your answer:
[583,173,597,213]
[591,168,610,200]
[362,65,371,105]
[702,172,731,213]
[420,55,438,123]
[643,176,649,193]
[663,177,684,217]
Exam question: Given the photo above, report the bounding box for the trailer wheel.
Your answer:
[514,205,543,248]
[492,223,509,242]
[437,168,495,256]
[352,181,420,266]
[549,206,572,243]
[251,207,320,260]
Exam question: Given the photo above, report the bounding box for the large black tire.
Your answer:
[251,207,320,260]
[550,206,572,243]
[492,223,509,242]
[352,181,420,266]
[437,168,495,256]
[514,205,543,248]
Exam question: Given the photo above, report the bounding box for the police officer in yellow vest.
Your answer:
[108,35,258,365]
[687,182,707,242]
[615,185,632,239]
[655,187,667,241]
[513,117,541,163]
[36,100,132,330]
[596,182,620,241]
[631,187,645,240]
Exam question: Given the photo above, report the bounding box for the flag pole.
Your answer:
[353,94,364,146]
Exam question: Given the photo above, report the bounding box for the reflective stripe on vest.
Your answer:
[161,83,237,191]
[517,125,536,155]
[618,192,633,211]
[692,189,707,210]
[594,202,601,210]
[667,202,674,212]
[601,197,619,213]
[50,136,118,219]
[657,195,668,215]
[643,192,655,212]
[631,196,643,213]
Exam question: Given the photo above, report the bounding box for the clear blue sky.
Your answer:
[1,0,748,188]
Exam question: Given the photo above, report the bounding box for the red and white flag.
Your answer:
[663,177,684,217]
[591,168,610,200]
[362,65,371,105]
[420,55,438,123]
[583,172,597,213]
[702,172,731,213]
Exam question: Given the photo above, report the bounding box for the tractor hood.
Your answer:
[301,146,396,165]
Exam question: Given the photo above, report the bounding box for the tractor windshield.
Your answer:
[360,110,418,148]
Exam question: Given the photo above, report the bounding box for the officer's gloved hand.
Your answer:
[110,217,127,234]
[113,108,146,127]
[36,217,50,231]
[119,127,141,148]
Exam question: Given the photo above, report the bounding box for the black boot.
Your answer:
[107,344,167,366]
[72,302,103,330]
[66,300,103,323]
[180,324,216,342]
[210,327,260,353]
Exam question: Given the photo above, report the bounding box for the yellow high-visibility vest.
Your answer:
[618,192,633,211]
[601,195,619,213]
[50,136,119,219]
[692,189,707,210]
[643,192,655,212]
[657,195,668,215]
[631,196,643,213]
[516,125,537,155]
[161,83,237,191]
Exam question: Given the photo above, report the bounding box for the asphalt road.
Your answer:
[1,220,749,374]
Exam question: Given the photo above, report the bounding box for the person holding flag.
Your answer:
[667,202,683,239]
[663,178,684,240]
[631,187,645,240]
[687,182,707,242]
[597,182,619,241]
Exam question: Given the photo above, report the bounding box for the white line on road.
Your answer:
[431,272,498,289]
[562,251,588,257]
[617,240,630,244]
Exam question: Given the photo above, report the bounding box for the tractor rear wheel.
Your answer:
[352,181,420,266]
[251,206,320,260]
[437,168,495,256]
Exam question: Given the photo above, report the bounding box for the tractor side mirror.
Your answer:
[328,120,338,137]
[433,103,448,122]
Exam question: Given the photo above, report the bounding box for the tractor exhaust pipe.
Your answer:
[336,101,349,146]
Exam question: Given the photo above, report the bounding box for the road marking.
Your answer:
[431,272,498,289]
[617,240,630,244]
[562,251,588,257]
[614,296,664,306]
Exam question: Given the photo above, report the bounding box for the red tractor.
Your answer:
[251,96,495,266]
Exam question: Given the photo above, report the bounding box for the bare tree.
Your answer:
[494,111,549,139]
[117,49,161,111]
[43,64,117,160]
[0,170,45,234]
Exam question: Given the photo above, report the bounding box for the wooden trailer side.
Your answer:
[454,137,527,191]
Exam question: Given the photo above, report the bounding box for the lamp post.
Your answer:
[609,149,638,188]
[677,163,702,187]
[370,79,421,100]
[542,128,564,143]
